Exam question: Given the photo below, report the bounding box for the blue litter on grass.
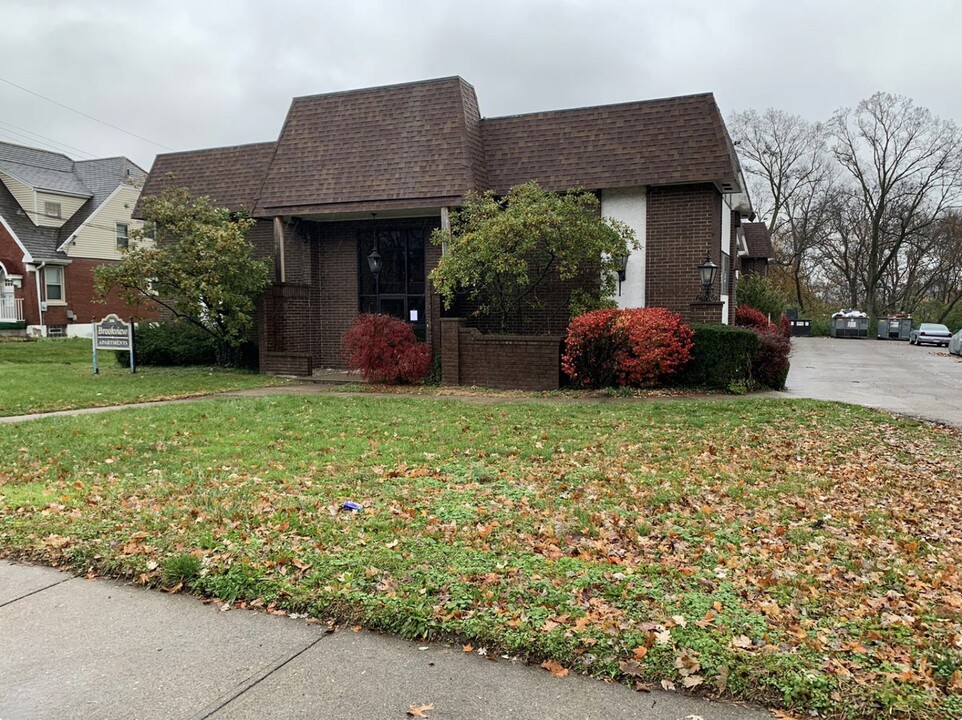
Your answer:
[342,501,364,511]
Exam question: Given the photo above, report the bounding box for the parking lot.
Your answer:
[786,336,962,428]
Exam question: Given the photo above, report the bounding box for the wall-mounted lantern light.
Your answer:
[697,252,718,301]
[615,254,629,295]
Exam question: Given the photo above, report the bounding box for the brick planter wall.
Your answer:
[689,301,724,324]
[441,318,561,390]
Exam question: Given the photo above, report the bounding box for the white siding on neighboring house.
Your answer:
[720,196,732,325]
[67,185,144,260]
[35,191,87,228]
[0,170,36,223]
[601,187,646,309]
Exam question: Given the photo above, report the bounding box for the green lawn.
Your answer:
[0,338,283,416]
[1,394,960,719]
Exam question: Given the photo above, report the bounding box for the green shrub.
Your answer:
[737,274,787,318]
[679,324,759,390]
[809,315,831,337]
[113,320,254,367]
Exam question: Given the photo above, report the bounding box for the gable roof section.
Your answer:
[0,143,92,197]
[742,222,775,259]
[0,177,64,261]
[482,93,741,194]
[0,142,145,261]
[136,142,276,217]
[255,77,486,215]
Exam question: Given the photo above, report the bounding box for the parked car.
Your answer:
[909,323,952,347]
[950,328,962,355]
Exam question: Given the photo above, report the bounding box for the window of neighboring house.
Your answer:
[116,223,129,250]
[45,201,62,219]
[45,266,64,302]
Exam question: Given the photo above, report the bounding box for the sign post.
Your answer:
[92,314,136,374]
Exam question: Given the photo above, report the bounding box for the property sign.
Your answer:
[92,314,135,374]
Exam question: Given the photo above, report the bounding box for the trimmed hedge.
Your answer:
[679,324,759,390]
[115,321,258,368]
[750,330,791,390]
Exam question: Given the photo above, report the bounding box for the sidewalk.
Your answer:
[1,561,773,720]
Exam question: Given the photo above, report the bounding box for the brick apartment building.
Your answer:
[139,76,763,376]
[0,142,158,337]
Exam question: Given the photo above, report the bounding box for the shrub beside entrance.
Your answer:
[342,314,432,384]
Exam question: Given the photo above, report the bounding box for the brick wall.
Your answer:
[440,318,561,390]
[645,184,722,323]
[740,257,768,277]
[61,258,160,326]
[0,226,35,323]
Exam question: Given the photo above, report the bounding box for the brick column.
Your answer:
[440,318,464,385]
[689,301,724,324]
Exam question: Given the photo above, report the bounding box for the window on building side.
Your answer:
[721,251,730,296]
[116,223,129,250]
[45,201,62,219]
[45,266,63,302]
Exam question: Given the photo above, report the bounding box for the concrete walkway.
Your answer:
[0,561,772,720]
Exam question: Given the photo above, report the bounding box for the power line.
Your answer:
[0,120,99,159]
[0,127,88,159]
[0,74,174,151]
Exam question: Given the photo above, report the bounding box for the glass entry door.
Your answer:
[359,222,428,338]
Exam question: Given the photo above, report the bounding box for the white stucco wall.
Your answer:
[601,187,646,309]
[720,196,732,324]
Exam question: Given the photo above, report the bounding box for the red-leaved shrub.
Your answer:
[342,313,432,384]
[779,314,791,338]
[562,308,694,388]
[750,329,791,389]
[735,305,777,333]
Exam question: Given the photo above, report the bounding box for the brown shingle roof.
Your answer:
[135,142,276,217]
[742,222,775,259]
[255,77,486,215]
[482,93,740,194]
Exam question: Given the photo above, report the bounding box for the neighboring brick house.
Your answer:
[139,76,754,376]
[740,222,775,277]
[0,142,157,337]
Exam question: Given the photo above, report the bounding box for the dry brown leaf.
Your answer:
[462,644,474,653]
[632,645,649,660]
[540,660,570,677]
[950,668,962,691]
[407,703,434,718]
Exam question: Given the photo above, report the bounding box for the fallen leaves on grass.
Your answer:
[540,660,570,678]
[4,397,962,720]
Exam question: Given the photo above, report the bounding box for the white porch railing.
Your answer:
[0,296,24,322]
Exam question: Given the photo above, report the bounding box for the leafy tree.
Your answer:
[95,188,272,359]
[736,273,788,319]
[429,182,636,333]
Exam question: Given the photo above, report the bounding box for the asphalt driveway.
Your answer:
[785,336,962,427]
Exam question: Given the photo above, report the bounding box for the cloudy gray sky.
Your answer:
[1,0,959,170]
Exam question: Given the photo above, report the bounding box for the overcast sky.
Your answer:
[1,0,959,170]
